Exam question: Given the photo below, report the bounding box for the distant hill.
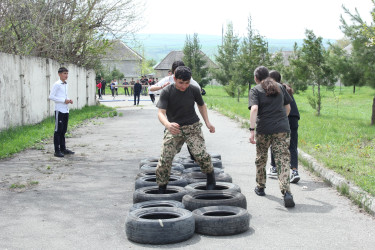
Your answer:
[125,34,336,63]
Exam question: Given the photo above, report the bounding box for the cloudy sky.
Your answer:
[138,0,374,39]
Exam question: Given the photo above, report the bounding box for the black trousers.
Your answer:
[124,88,129,95]
[98,88,102,98]
[101,86,105,95]
[149,94,155,103]
[134,93,140,105]
[54,111,69,152]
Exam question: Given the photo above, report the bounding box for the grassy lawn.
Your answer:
[203,85,375,196]
[0,105,116,159]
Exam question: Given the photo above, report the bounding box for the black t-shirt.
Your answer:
[156,84,204,126]
[248,83,292,134]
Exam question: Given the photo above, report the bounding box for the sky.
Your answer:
[138,0,374,39]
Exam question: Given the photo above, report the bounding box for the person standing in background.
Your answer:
[133,79,142,105]
[96,80,102,99]
[123,78,129,96]
[130,78,135,95]
[100,77,106,95]
[49,67,75,158]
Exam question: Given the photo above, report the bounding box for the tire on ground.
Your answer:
[133,186,188,203]
[209,153,221,160]
[181,158,223,169]
[182,167,223,174]
[135,175,188,189]
[184,172,232,184]
[185,182,241,193]
[125,207,195,244]
[136,170,181,180]
[182,190,247,211]
[139,157,159,167]
[129,200,185,212]
[140,162,185,173]
[193,206,249,236]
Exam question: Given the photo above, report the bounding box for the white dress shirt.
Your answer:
[49,79,69,113]
[154,75,201,94]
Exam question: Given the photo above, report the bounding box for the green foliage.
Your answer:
[204,85,375,196]
[183,33,210,88]
[0,105,115,159]
[0,0,142,70]
[212,22,239,86]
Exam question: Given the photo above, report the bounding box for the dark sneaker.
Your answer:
[284,192,295,208]
[268,166,277,176]
[254,186,266,196]
[290,170,300,183]
[54,151,64,158]
[63,149,75,155]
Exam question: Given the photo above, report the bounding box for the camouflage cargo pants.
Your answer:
[255,132,291,193]
[156,122,214,186]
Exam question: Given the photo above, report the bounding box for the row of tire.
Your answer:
[125,154,251,245]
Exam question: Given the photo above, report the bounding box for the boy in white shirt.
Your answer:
[49,67,75,157]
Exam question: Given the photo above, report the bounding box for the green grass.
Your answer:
[203,85,375,196]
[0,105,115,159]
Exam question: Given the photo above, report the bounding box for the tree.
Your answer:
[299,30,336,116]
[212,22,239,87]
[340,2,375,125]
[233,16,271,101]
[0,0,143,71]
[182,33,210,88]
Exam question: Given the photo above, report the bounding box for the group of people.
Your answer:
[95,76,160,105]
[50,61,300,208]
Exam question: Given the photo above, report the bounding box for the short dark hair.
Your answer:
[269,70,281,83]
[171,61,185,73]
[58,67,68,73]
[254,66,269,82]
[174,66,191,81]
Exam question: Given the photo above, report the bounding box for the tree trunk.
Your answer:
[317,84,321,116]
[353,84,356,94]
[371,96,375,125]
[237,87,240,102]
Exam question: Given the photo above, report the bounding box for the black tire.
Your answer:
[193,206,249,236]
[184,172,232,184]
[125,207,195,244]
[133,186,188,203]
[140,162,185,173]
[129,200,185,212]
[209,153,221,160]
[135,175,188,189]
[181,158,223,169]
[182,190,247,211]
[139,157,159,167]
[136,170,181,180]
[185,182,241,193]
[182,167,223,174]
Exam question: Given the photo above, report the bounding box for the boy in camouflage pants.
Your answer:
[155,66,216,193]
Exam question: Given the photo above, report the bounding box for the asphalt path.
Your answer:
[0,95,374,249]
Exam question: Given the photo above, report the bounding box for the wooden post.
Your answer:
[371,96,375,125]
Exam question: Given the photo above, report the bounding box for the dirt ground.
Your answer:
[1,94,375,249]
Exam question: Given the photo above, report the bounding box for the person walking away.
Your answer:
[49,67,75,157]
[100,77,106,95]
[249,66,295,207]
[133,79,142,105]
[123,78,130,96]
[155,66,216,193]
[96,80,102,99]
[268,70,301,183]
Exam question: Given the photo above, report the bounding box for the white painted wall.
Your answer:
[0,52,96,131]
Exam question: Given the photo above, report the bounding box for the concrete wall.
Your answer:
[0,52,96,131]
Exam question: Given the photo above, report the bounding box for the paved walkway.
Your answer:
[0,95,374,249]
